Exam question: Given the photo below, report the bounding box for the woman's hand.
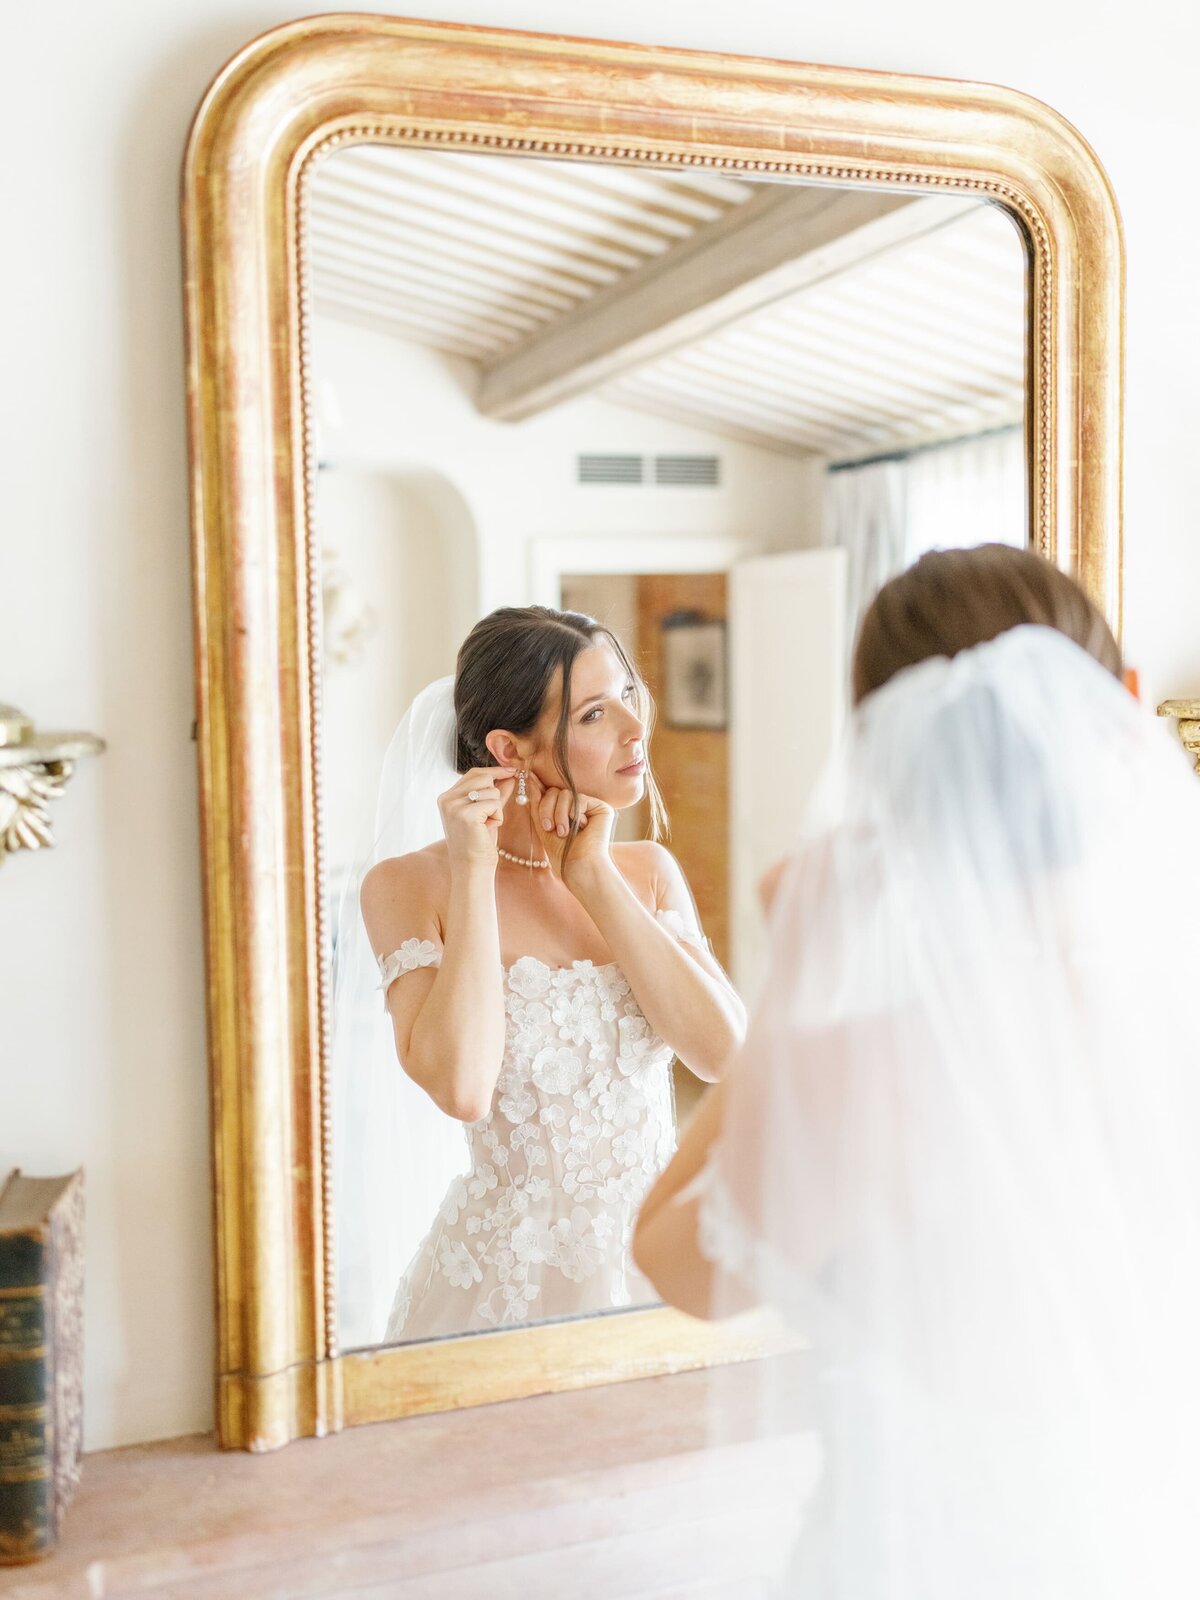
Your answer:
[529,771,615,886]
[438,766,516,870]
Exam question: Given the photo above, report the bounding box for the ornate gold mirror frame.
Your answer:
[183,13,1123,1451]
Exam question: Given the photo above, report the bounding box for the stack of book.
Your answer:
[0,1170,84,1564]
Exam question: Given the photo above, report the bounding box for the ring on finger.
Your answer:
[468,789,479,803]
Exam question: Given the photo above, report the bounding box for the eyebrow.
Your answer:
[570,680,632,714]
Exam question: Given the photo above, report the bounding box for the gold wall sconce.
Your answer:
[1157,699,1200,774]
[0,706,105,866]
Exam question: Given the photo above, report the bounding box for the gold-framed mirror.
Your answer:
[183,13,1122,1451]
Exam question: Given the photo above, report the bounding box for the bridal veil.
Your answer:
[702,625,1200,1596]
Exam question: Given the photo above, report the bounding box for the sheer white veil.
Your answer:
[703,624,1200,1596]
[331,677,471,1349]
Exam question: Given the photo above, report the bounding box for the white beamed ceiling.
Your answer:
[309,145,1026,460]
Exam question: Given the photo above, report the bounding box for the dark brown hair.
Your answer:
[454,606,667,849]
[852,544,1122,706]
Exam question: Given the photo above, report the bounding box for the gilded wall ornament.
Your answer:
[1157,699,1200,774]
[0,706,105,865]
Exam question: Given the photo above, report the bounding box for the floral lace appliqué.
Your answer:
[655,906,708,952]
[381,908,704,1338]
[378,938,441,997]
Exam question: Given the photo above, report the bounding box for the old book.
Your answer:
[0,1171,84,1565]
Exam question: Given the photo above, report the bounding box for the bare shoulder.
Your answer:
[360,842,450,925]
[611,840,688,901]
[757,855,790,916]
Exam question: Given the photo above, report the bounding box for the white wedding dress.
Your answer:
[378,908,700,1342]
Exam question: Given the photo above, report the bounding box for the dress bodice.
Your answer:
[377,910,699,1337]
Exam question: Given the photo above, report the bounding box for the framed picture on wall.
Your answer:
[661,613,727,730]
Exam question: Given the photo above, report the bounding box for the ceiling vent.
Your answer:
[655,454,720,487]
[576,453,721,487]
[577,454,644,486]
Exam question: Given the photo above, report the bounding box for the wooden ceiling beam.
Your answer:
[476,187,980,421]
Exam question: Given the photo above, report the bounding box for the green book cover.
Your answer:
[0,1172,83,1566]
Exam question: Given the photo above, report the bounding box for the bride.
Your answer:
[634,544,1200,1596]
[347,604,744,1343]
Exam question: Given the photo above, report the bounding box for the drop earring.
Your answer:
[516,769,528,806]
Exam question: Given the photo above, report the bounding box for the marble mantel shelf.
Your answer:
[0,1365,811,1599]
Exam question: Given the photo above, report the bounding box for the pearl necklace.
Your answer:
[498,847,551,870]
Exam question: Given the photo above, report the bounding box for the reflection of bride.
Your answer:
[334,605,744,1345]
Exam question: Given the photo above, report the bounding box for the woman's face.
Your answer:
[530,639,647,807]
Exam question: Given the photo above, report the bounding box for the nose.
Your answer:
[621,704,645,743]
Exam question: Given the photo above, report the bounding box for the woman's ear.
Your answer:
[485,730,523,768]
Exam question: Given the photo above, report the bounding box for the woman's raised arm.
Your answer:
[566,838,746,1082]
[360,766,513,1123]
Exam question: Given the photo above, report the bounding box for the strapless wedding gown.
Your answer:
[378,909,701,1341]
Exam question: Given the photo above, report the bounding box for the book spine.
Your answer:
[0,1231,53,1565]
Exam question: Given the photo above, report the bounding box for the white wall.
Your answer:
[3,0,1197,1450]
[318,464,466,882]
[313,316,820,613]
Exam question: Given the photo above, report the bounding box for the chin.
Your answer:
[613,772,646,805]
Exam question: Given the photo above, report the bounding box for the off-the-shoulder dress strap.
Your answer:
[654,905,710,952]
[378,937,442,996]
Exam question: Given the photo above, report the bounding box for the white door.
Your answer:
[729,548,848,1000]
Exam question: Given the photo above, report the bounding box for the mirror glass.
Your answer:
[310,146,1028,1350]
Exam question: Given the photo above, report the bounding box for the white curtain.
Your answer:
[905,428,1026,556]
[822,458,907,669]
[824,427,1025,655]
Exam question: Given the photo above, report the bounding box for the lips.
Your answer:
[617,756,645,776]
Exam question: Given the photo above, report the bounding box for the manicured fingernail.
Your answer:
[543,818,553,830]
[558,823,567,836]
